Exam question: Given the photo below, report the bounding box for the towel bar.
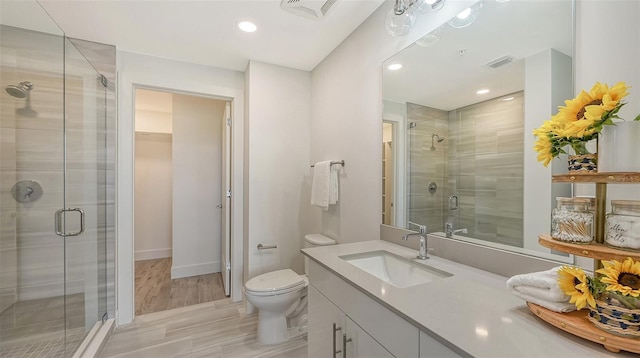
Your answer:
[310,160,345,168]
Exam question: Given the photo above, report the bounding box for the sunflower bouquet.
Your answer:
[533,82,638,167]
[558,258,640,337]
[558,257,640,310]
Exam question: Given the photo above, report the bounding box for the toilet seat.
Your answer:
[245,269,307,297]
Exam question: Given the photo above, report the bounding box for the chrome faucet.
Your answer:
[453,228,468,235]
[445,221,468,238]
[403,221,429,260]
[445,222,453,238]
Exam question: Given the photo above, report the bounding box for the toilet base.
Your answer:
[255,311,308,345]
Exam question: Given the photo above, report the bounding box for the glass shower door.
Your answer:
[61,38,108,355]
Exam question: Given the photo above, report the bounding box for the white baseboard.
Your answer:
[134,248,172,261]
[171,261,220,279]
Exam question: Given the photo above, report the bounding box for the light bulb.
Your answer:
[385,6,416,37]
[418,0,445,14]
[457,8,471,19]
[448,4,480,29]
[415,26,443,47]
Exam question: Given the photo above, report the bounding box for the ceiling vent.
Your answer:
[280,0,339,20]
[484,55,514,69]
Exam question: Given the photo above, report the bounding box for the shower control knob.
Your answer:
[11,180,43,203]
[22,186,34,198]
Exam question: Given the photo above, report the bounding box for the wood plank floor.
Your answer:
[135,258,227,316]
[99,298,307,358]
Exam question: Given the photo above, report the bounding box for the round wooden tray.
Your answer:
[527,302,640,354]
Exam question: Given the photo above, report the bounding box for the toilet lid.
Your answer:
[304,234,336,246]
[245,269,305,293]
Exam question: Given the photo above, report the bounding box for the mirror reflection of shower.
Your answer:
[5,81,38,117]
[430,133,445,151]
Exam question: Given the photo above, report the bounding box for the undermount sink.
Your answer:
[339,250,452,288]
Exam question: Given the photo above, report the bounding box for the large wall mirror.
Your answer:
[382,0,574,262]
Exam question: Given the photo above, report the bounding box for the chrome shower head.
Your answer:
[430,133,445,150]
[5,81,34,98]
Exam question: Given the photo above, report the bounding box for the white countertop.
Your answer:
[302,240,636,358]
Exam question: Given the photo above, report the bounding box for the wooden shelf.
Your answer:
[538,234,640,262]
[527,303,640,354]
[553,172,640,183]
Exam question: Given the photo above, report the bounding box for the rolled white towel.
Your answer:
[506,267,568,302]
[511,290,576,313]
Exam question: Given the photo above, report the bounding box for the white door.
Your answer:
[220,102,231,296]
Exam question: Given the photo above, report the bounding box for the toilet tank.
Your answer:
[304,234,336,275]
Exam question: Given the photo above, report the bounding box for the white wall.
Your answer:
[134,133,173,261]
[244,60,311,281]
[171,94,225,278]
[573,0,640,269]
[523,49,572,251]
[310,0,476,243]
[135,110,172,134]
[117,51,245,325]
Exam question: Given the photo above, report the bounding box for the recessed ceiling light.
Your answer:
[476,89,490,95]
[387,63,403,71]
[238,21,257,33]
[502,97,515,101]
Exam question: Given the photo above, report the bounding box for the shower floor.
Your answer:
[0,294,87,358]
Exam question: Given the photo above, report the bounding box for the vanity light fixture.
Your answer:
[476,89,490,95]
[237,21,257,33]
[385,0,447,37]
[415,25,443,47]
[448,2,481,29]
[387,63,403,71]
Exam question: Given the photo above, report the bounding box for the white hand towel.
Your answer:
[329,163,341,205]
[311,161,331,210]
[506,267,568,302]
[511,290,576,313]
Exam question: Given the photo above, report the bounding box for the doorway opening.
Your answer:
[133,88,232,315]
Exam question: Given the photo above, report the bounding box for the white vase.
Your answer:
[598,121,640,172]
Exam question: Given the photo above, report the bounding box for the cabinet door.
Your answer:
[419,331,461,358]
[308,285,345,358]
[345,317,394,358]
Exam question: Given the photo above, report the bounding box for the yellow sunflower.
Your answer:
[596,258,640,298]
[558,266,596,309]
[584,82,630,121]
[533,117,566,166]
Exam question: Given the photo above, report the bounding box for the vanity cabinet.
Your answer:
[308,285,392,357]
[307,259,460,358]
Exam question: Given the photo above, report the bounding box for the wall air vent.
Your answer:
[484,55,514,69]
[280,0,339,20]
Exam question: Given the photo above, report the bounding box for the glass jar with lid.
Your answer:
[551,197,594,243]
[605,200,640,250]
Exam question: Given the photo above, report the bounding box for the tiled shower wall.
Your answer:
[1,25,66,310]
[406,103,449,232]
[448,92,524,247]
[408,92,524,247]
[0,26,115,320]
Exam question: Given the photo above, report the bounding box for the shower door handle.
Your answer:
[449,195,459,211]
[55,208,85,237]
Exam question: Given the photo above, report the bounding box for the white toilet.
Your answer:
[244,234,336,345]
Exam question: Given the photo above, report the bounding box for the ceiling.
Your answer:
[37,0,385,72]
[383,0,573,111]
